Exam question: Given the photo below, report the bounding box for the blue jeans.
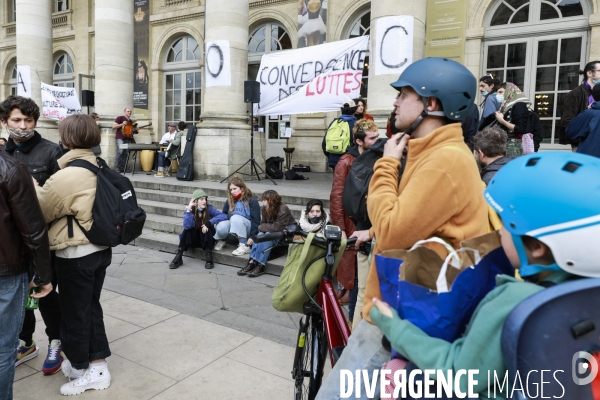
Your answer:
[0,272,28,400]
[315,319,391,400]
[157,151,171,168]
[214,215,251,244]
[249,233,278,265]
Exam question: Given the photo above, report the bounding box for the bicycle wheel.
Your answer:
[293,313,326,400]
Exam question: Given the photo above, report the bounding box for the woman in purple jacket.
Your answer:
[169,189,226,270]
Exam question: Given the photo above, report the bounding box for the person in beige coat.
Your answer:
[35,114,112,396]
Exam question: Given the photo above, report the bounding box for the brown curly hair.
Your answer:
[261,190,282,221]
[226,175,253,209]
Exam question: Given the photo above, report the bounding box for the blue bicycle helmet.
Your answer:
[484,152,600,278]
[390,57,477,135]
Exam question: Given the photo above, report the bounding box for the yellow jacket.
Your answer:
[36,149,98,251]
[363,123,489,323]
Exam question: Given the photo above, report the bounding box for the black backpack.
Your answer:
[342,138,389,227]
[67,157,146,247]
[265,156,284,179]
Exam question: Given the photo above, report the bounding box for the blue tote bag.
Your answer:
[376,236,514,343]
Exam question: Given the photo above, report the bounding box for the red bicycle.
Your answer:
[256,224,357,400]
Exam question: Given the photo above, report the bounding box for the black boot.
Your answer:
[205,249,214,269]
[169,247,184,269]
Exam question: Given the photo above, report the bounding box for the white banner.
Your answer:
[16,65,31,98]
[256,36,370,115]
[41,83,82,121]
[374,16,414,76]
[205,40,231,87]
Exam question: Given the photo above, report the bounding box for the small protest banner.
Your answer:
[41,83,82,121]
[255,36,369,116]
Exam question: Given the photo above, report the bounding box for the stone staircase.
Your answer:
[131,179,331,275]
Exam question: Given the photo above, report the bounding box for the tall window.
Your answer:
[346,10,370,98]
[483,0,589,146]
[53,52,74,87]
[55,0,68,12]
[9,62,17,96]
[163,35,201,131]
[248,23,292,64]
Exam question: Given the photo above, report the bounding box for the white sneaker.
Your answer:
[61,359,85,380]
[213,240,226,251]
[60,362,111,396]
[232,243,251,256]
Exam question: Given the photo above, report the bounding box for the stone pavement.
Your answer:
[13,244,333,399]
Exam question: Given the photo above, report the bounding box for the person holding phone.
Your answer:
[169,189,227,269]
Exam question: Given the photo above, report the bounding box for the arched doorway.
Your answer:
[163,35,201,132]
[483,0,590,147]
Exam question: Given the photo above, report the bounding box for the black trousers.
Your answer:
[19,253,61,345]
[55,248,112,370]
[179,226,216,251]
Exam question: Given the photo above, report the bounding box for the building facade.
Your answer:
[1,0,598,178]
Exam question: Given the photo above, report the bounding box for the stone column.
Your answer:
[94,0,140,168]
[196,0,250,180]
[16,0,55,140]
[368,1,427,133]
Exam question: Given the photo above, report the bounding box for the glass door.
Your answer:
[532,34,586,144]
[266,115,289,159]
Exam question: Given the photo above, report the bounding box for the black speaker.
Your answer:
[81,90,95,107]
[244,81,260,103]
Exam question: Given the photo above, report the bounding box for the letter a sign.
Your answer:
[17,65,32,98]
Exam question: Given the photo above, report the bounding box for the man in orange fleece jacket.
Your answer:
[316,58,489,400]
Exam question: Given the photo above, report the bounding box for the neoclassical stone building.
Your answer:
[1,0,599,179]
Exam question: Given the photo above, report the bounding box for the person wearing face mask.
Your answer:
[0,95,65,375]
[298,199,330,236]
[560,60,600,151]
[473,125,515,185]
[478,74,501,129]
[213,176,261,256]
[238,190,296,277]
[169,189,227,270]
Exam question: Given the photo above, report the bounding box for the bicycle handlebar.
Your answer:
[254,225,358,247]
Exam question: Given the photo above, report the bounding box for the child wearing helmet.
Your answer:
[369,151,593,399]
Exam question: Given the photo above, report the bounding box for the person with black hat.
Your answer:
[169,189,227,269]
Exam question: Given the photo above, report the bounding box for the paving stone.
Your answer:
[109,314,252,381]
[151,357,290,400]
[13,354,176,400]
[225,336,294,381]
[101,295,179,328]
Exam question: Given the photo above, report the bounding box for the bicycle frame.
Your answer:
[316,277,351,367]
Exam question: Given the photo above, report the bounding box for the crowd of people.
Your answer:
[2,57,600,400]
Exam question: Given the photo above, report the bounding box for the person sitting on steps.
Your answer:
[298,199,330,237]
[213,176,261,256]
[169,189,226,270]
[238,190,296,277]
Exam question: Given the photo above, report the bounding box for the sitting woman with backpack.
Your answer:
[213,176,261,256]
[493,82,542,155]
[169,189,227,270]
[34,114,113,395]
[298,199,330,237]
[237,190,296,277]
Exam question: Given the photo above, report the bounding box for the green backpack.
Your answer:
[325,118,351,155]
[272,232,347,313]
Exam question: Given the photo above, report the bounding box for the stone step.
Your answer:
[134,229,287,276]
[138,195,324,221]
[131,180,330,208]
[143,213,183,235]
